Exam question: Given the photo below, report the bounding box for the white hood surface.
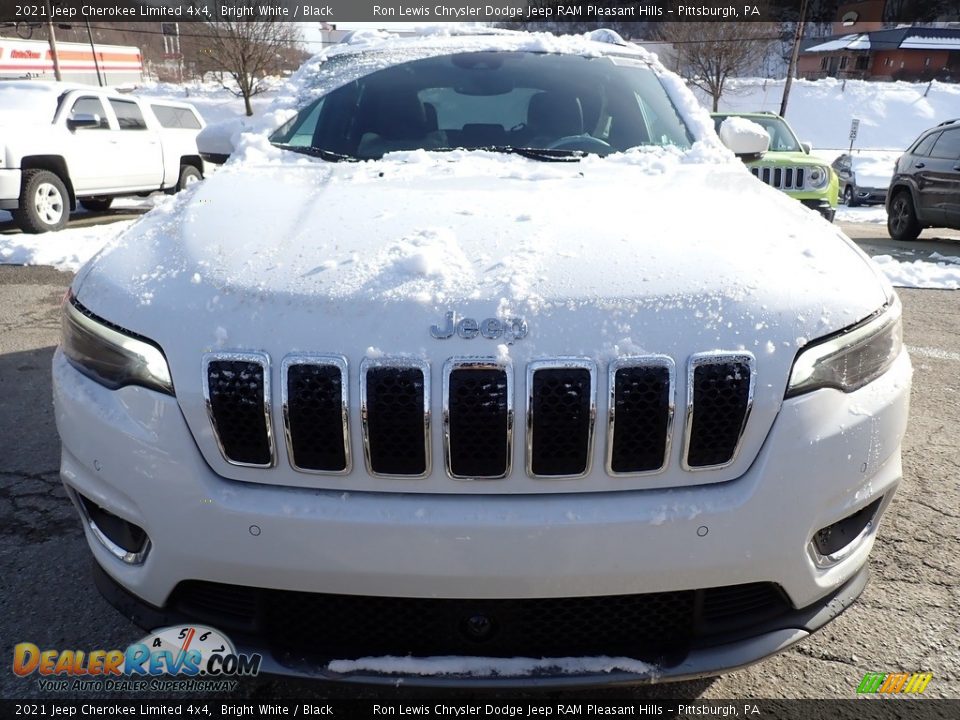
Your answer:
[72,148,891,493]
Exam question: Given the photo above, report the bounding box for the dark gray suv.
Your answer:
[887,119,960,241]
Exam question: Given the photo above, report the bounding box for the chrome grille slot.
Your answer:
[443,359,512,480]
[527,360,597,478]
[203,353,274,467]
[796,168,804,187]
[281,355,349,474]
[361,359,430,477]
[607,357,674,475]
[683,353,755,470]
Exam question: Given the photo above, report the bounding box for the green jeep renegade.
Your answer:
[712,111,839,223]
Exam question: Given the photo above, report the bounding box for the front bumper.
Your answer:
[799,198,837,221]
[53,348,911,683]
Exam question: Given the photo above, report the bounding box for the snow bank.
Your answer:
[0,220,133,271]
[871,254,960,290]
[327,655,657,677]
[705,77,960,151]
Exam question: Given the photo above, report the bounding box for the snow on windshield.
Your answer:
[228,31,728,167]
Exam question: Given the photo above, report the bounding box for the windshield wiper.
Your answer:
[476,146,584,162]
[272,144,358,162]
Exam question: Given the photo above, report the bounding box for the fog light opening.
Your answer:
[75,492,151,565]
[811,497,884,567]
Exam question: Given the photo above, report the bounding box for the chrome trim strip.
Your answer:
[525,358,598,480]
[442,357,514,481]
[681,352,756,472]
[605,355,676,478]
[70,488,151,566]
[280,354,351,476]
[359,357,431,479]
[201,351,276,469]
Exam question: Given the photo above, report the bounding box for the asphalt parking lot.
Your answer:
[0,224,958,702]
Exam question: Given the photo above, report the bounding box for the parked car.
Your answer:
[887,118,960,241]
[832,152,893,206]
[711,111,839,222]
[53,31,910,686]
[0,81,207,233]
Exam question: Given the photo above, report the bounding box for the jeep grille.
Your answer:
[751,165,806,190]
[202,352,756,481]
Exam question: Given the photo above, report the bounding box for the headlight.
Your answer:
[61,292,174,395]
[806,165,830,189]
[786,297,902,398]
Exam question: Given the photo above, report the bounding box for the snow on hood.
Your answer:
[76,148,888,362]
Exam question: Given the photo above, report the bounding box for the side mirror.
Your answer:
[718,117,769,161]
[801,141,813,154]
[197,118,244,165]
[67,113,101,130]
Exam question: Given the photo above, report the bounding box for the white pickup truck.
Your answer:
[0,81,208,233]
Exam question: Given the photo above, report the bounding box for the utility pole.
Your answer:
[85,20,104,86]
[780,0,808,118]
[43,0,62,81]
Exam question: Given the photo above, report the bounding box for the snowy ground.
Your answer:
[2,74,958,290]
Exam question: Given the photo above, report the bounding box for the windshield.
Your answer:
[270,51,693,160]
[713,115,802,153]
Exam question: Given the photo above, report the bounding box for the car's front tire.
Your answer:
[14,169,69,233]
[175,165,202,193]
[887,190,921,242]
[844,186,859,207]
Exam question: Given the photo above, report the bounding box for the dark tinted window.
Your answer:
[70,96,109,129]
[271,51,692,159]
[929,128,960,159]
[151,104,202,129]
[109,99,147,130]
[911,131,939,157]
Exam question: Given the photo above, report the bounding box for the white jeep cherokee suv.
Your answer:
[53,31,910,686]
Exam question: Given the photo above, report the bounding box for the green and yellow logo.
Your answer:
[857,672,933,694]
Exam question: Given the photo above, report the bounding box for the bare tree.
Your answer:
[194,18,302,116]
[658,22,776,111]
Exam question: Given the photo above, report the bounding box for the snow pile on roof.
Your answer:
[871,254,960,289]
[900,35,960,50]
[806,34,871,52]
[327,654,657,677]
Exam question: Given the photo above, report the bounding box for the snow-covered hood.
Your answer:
[77,150,887,341]
[73,150,891,491]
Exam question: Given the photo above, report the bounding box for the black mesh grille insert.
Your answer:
[447,367,509,478]
[171,580,791,663]
[365,366,427,476]
[610,365,671,474]
[530,367,593,477]
[686,360,752,468]
[286,363,347,472]
[206,360,271,466]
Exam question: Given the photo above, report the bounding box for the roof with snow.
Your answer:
[804,26,960,53]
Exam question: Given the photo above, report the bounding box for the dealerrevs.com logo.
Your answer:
[13,625,261,692]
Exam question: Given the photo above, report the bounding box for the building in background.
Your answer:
[0,36,143,85]
[799,26,960,81]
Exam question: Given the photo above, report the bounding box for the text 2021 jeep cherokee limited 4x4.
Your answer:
[53,31,910,686]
